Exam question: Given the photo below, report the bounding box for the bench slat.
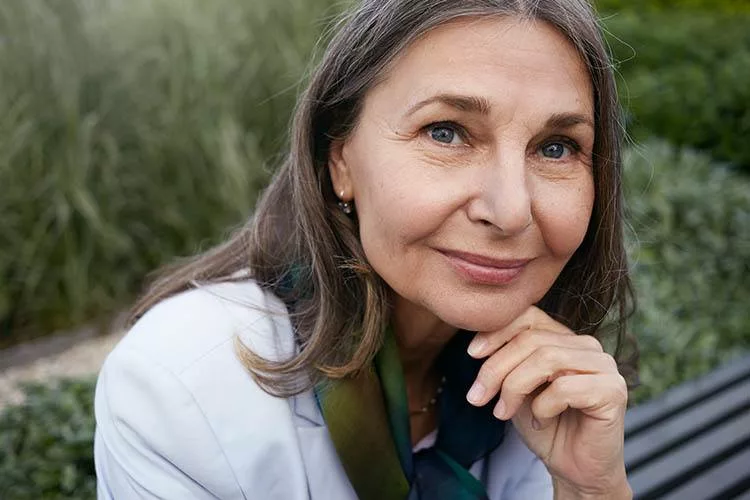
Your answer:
[660,447,750,500]
[625,375,750,469]
[628,406,750,499]
[625,354,750,438]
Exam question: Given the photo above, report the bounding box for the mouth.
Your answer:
[438,249,531,286]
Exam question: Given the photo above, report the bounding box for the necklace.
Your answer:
[409,375,447,416]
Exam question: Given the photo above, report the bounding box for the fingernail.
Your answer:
[466,381,486,404]
[532,417,542,431]
[493,399,506,419]
[467,337,488,357]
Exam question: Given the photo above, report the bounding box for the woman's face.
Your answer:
[329,17,595,333]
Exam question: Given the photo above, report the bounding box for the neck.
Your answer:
[391,295,457,408]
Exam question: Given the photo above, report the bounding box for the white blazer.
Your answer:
[94,280,553,499]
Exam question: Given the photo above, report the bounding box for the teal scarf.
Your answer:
[315,327,506,499]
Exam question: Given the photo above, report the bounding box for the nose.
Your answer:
[466,151,532,235]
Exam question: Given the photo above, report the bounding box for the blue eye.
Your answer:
[430,126,455,143]
[540,142,571,159]
[428,123,463,145]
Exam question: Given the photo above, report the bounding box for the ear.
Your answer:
[328,139,354,201]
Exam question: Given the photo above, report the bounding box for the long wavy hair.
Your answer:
[131,0,638,396]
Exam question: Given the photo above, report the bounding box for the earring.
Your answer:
[337,190,353,215]
[338,201,353,215]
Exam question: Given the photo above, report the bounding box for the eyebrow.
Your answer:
[404,93,594,130]
[405,93,492,117]
[545,112,594,131]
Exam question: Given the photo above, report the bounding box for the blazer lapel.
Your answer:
[291,390,357,499]
[292,388,324,427]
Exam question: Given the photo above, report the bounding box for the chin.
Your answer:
[433,298,531,333]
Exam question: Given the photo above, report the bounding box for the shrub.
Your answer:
[602,11,750,174]
[596,0,750,13]
[0,378,97,500]
[0,0,343,344]
[624,140,750,403]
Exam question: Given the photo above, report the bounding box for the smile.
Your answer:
[439,250,531,286]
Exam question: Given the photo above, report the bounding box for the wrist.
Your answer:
[552,476,632,500]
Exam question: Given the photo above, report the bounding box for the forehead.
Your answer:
[367,16,594,120]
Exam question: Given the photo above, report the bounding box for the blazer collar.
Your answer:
[292,389,325,427]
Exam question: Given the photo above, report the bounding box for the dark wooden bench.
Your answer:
[624,353,750,499]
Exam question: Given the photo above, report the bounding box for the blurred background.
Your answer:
[0,0,748,498]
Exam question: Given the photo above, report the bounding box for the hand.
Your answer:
[465,306,631,498]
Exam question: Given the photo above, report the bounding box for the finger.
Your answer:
[496,348,619,420]
[467,329,604,407]
[529,373,629,429]
[468,305,569,358]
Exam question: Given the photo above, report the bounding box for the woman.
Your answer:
[94,0,637,498]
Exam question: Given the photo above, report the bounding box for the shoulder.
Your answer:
[98,278,298,424]
[94,279,309,498]
[117,279,295,373]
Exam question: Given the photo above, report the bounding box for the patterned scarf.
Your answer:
[315,327,506,499]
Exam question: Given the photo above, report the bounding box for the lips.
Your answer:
[439,249,531,285]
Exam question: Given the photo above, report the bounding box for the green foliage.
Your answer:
[624,140,750,403]
[0,0,343,344]
[603,11,750,173]
[596,0,750,13]
[0,378,97,500]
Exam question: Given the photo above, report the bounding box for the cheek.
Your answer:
[351,155,464,295]
[534,178,595,257]
[357,183,447,276]
[353,151,455,250]
[356,187,439,294]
